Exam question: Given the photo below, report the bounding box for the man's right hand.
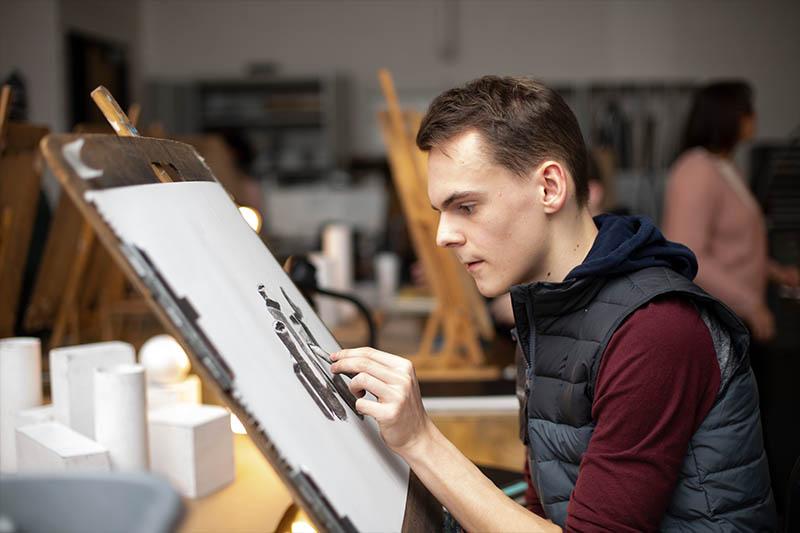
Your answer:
[330,347,435,456]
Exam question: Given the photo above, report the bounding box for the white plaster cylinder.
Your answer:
[375,252,400,309]
[322,223,355,321]
[0,337,42,472]
[93,364,149,471]
[308,252,340,327]
[49,341,136,438]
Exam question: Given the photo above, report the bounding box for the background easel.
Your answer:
[377,70,498,381]
[0,85,50,337]
[25,96,159,347]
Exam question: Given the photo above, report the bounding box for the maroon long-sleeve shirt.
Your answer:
[524,296,721,531]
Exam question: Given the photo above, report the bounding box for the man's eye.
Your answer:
[458,204,476,215]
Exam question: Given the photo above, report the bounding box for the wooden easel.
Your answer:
[25,95,152,346]
[40,111,442,533]
[377,70,498,380]
[0,85,50,337]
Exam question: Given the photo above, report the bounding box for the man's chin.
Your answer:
[474,280,505,299]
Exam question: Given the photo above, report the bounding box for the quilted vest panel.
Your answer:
[512,267,776,530]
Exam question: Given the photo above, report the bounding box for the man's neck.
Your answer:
[540,208,599,283]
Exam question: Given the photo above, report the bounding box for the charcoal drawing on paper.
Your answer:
[258,284,362,421]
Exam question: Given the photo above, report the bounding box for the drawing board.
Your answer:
[40,134,441,533]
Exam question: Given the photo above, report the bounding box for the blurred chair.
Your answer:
[0,473,184,533]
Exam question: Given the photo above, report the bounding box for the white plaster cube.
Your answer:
[148,404,234,498]
[16,422,110,472]
[146,374,202,411]
[50,341,135,438]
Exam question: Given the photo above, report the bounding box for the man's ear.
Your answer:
[537,161,569,214]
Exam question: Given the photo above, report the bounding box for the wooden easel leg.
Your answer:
[99,268,126,341]
[460,316,485,366]
[100,308,115,341]
[418,309,442,358]
[440,314,462,367]
[52,223,94,348]
[0,207,13,336]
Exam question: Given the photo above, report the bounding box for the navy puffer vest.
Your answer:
[512,266,776,531]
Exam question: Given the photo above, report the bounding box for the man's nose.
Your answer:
[436,214,465,248]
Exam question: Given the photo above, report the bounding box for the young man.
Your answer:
[331,76,776,531]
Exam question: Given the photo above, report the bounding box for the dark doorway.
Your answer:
[67,31,129,128]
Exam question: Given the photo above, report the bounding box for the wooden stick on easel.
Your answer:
[90,86,138,137]
[91,86,171,184]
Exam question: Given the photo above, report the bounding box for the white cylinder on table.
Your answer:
[94,364,149,470]
[308,252,340,327]
[375,251,400,309]
[321,223,355,322]
[0,337,42,472]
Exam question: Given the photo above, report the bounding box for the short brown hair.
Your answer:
[416,76,588,205]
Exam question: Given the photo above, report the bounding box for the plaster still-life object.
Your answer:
[0,337,42,472]
[139,334,191,384]
[148,404,234,498]
[15,422,110,472]
[49,341,135,438]
[94,364,149,470]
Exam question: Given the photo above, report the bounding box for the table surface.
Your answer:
[179,409,524,532]
[179,434,292,533]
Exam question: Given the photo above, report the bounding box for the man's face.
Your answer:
[428,131,548,297]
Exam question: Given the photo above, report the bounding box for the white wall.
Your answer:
[0,0,141,132]
[140,0,800,155]
[0,0,64,131]
[4,1,796,148]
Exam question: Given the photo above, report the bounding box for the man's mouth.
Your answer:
[464,260,484,272]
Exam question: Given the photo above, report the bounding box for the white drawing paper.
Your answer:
[85,181,408,532]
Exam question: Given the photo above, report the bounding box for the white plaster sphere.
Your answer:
[138,334,191,384]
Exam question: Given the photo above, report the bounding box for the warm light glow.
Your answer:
[291,509,316,533]
[291,519,316,533]
[230,413,247,435]
[238,205,262,233]
[231,413,247,435]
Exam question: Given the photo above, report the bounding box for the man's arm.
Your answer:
[330,348,560,532]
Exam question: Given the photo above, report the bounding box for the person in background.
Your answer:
[662,81,799,342]
[662,80,799,518]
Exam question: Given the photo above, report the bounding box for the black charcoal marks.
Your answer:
[258,284,361,422]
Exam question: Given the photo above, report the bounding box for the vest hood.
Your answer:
[567,214,698,281]
[510,215,698,345]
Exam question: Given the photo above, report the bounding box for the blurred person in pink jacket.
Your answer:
[663,81,799,342]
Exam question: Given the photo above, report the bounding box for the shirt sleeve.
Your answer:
[565,296,721,532]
